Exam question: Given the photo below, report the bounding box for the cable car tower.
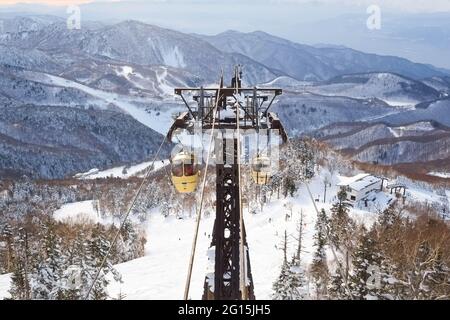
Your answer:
[168,66,287,300]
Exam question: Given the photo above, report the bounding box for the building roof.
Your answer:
[337,173,370,186]
[338,174,381,192]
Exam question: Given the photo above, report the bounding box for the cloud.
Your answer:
[0,0,119,6]
[0,0,90,5]
[268,0,450,12]
[1,0,450,12]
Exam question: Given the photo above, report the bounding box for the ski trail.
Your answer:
[26,71,176,135]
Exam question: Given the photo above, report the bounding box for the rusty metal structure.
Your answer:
[168,66,287,300]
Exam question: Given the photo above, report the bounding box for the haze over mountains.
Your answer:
[0,14,450,178]
[1,15,448,85]
[200,30,449,81]
[2,1,450,69]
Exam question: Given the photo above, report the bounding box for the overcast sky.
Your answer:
[1,0,450,13]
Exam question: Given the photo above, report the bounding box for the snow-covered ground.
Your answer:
[407,186,448,204]
[53,200,106,225]
[74,160,169,180]
[106,186,321,300]
[428,172,450,179]
[106,170,393,300]
[116,66,134,80]
[0,273,11,300]
[382,100,416,108]
[306,73,427,109]
[108,213,215,300]
[1,169,448,300]
[24,71,183,135]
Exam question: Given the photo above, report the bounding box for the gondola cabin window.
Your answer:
[172,161,184,177]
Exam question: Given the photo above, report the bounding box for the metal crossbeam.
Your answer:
[170,67,285,300]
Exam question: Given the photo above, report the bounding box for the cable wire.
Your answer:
[84,135,167,300]
[183,84,223,300]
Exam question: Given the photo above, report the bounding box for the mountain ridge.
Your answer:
[199,29,450,81]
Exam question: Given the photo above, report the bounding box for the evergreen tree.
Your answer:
[9,259,28,300]
[294,211,304,262]
[272,259,308,300]
[329,189,353,249]
[280,139,316,197]
[87,226,121,300]
[30,220,66,300]
[272,229,308,300]
[119,222,145,262]
[1,223,14,273]
[375,205,407,300]
[328,272,349,300]
[9,228,31,300]
[63,232,88,300]
[377,204,402,228]
[282,177,297,198]
[289,256,309,300]
[310,209,329,298]
[272,260,291,300]
[349,227,382,300]
[329,189,355,281]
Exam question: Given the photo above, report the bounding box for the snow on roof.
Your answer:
[338,174,381,192]
[337,173,370,186]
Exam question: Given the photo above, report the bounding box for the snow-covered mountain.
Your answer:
[61,63,202,97]
[1,14,450,178]
[2,15,448,86]
[314,120,450,165]
[272,91,395,135]
[421,76,450,94]
[350,133,450,165]
[0,65,97,107]
[0,104,169,179]
[261,76,312,88]
[0,15,63,33]
[200,30,449,81]
[380,98,450,128]
[307,73,441,107]
[0,19,280,85]
[0,45,60,73]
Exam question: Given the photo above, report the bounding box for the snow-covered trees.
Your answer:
[31,220,66,300]
[349,227,382,300]
[2,214,146,300]
[25,222,122,300]
[272,229,308,300]
[0,223,13,274]
[272,260,292,300]
[359,205,450,300]
[87,226,117,300]
[117,222,146,262]
[273,258,308,300]
[328,272,349,300]
[64,232,90,300]
[279,139,316,198]
[329,189,356,281]
[310,209,329,298]
[62,227,121,300]
[9,228,32,300]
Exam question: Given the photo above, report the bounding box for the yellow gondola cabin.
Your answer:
[171,152,200,193]
[251,156,271,185]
